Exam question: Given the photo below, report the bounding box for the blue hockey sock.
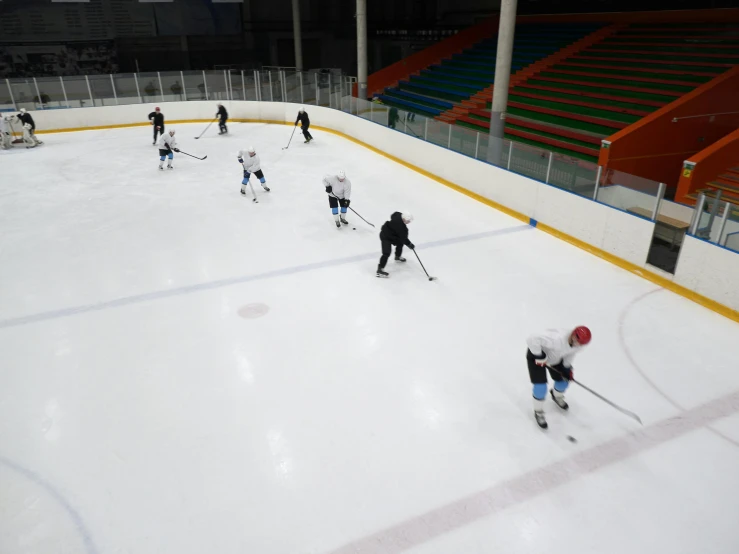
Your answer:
[553,380,569,393]
[259,177,266,184]
[168,152,174,160]
[340,207,347,214]
[331,207,339,215]
[532,383,547,400]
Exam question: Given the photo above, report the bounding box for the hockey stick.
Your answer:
[248,181,258,203]
[329,193,375,227]
[546,365,642,424]
[177,150,207,161]
[195,119,216,139]
[282,126,297,150]
[412,249,437,281]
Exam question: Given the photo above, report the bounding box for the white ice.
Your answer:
[1,122,738,554]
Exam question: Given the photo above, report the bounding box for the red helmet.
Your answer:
[572,326,591,345]
[155,107,160,112]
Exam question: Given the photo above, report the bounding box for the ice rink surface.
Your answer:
[1,122,738,554]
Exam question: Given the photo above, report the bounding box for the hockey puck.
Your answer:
[567,435,577,443]
[353,227,356,230]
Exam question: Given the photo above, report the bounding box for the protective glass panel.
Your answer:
[596,168,662,215]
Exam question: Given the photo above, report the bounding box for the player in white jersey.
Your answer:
[157,130,179,170]
[323,171,351,228]
[527,326,591,429]
[237,146,269,200]
[0,115,11,149]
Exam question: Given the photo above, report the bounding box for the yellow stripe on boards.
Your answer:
[28,117,739,323]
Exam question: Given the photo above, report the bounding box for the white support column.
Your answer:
[545,151,554,183]
[224,70,230,101]
[488,0,518,165]
[110,74,118,105]
[356,0,367,99]
[474,132,480,159]
[315,72,319,106]
[203,70,209,101]
[268,71,274,101]
[292,0,303,72]
[404,114,407,134]
[85,75,94,107]
[254,71,260,101]
[424,118,428,141]
[6,79,17,111]
[157,72,165,102]
[134,73,142,103]
[447,124,452,149]
[181,71,187,101]
[299,72,304,104]
[32,77,43,109]
[370,100,373,121]
[59,76,68,106]
[507,142,514,170]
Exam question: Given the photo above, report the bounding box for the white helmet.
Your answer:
[169,129,175,136]
[402,212,414,224]
[337,170,346,180]
[299,107,305,113]
[20,108,26,114]
[247,146,255,154]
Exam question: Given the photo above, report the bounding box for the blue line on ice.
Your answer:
[0,225,531,330]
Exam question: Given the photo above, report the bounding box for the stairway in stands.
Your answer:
[378,22,739,163]
[691,165,739,209]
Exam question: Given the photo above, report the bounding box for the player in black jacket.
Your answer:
[18,108,35,130]
[295,108,313,143]
[148,107,165,144]
[216,103,228,134]
[377,212,415,278]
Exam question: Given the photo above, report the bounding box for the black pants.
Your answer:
[219,117,228,133]
[301,124,313,141]
[328,196,349,210]
[153,124,164,142]
[379,239,403,268]
[527,349,568,384]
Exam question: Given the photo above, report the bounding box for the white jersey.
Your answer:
[239,151,261,172]
[527,329,584,368]
[323,174,352,200]
[158,133,177,150]
[0,116,9,134]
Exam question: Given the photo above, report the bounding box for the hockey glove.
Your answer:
[238,158,244,164]
[173,148,180,153]
[325,185,333,194]
[343,199,351,207]
[244,170,251,179]
[534,354,548,367]
[408,242,415,250]
[563,367,574,381]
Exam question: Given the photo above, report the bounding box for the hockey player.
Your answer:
[0,115,11,149]
[157,129,179,170]
[237,146,269,199]
[323,171,351,228]
[216,103,229,134]
[376,212,414,278]
[527,326,592,429]
[295,108,313,143]
[18,108,42,146]
[148,107,165,145]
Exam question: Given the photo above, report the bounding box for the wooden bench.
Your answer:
[628,207,690,249]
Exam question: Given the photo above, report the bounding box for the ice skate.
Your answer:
[376,267,389,278]
[394,256,406,262]
[551,389,569,411]
[261,184,270,192]
[534,410,548,429]
[340,216,349,225]
[335,221,341,228]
